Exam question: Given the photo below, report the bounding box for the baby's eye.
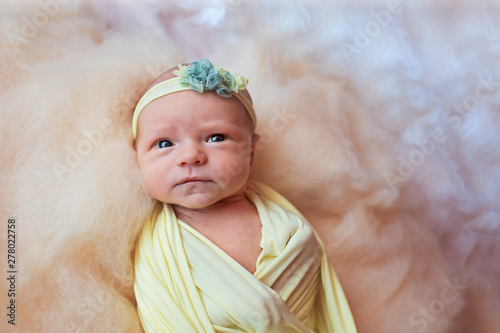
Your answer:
[207,134,226,143]
[155,139,173,148]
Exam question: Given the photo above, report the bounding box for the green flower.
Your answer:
[173,59,247,98]
[206,69,223,90]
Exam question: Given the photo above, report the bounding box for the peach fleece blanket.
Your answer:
[0,0,499,332]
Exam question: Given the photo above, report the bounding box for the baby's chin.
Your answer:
[161,192,223,211]
[161,182,247,208]
[164,191,249,212]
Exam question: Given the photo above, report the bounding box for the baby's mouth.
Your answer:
[178,177,210,185]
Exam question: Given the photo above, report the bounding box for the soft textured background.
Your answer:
[1,0,499,332]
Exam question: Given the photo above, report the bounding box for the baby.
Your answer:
[132,59,356,332]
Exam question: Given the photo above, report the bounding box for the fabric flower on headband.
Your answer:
[173,58,248,98]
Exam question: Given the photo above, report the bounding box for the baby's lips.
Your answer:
[178,177,210,185]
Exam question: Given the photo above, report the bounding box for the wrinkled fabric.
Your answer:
[134,181,357,332]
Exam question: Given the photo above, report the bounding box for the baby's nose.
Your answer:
[177,142,207,166]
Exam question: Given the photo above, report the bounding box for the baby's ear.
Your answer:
[250,134,260,166]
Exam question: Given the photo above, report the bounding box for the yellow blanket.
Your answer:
[134,182,357,332]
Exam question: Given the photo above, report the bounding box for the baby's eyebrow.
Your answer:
[201,121,240,130]
[138,125,174,144]
[140,120,243,142]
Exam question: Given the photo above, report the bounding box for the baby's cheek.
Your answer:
[225,159,246,177]
[214,157,250,187]
[141,166,160,196]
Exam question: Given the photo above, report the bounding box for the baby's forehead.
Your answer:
[147,91,254,133]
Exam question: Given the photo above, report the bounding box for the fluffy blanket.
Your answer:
[1,0,499,332]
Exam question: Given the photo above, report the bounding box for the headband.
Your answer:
[132,59,256,139]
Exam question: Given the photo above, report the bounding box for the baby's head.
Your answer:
[133,59,259,209]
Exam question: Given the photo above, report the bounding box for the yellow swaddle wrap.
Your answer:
[134,181,357,332]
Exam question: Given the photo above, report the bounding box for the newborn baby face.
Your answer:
[135,90,258,209]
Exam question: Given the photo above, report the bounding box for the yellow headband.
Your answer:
[132,64,256,139]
